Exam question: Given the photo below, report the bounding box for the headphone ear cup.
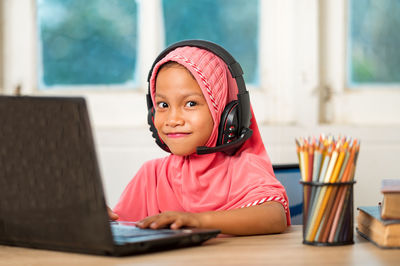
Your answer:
[217,101,239,146]
[147,107,170,152]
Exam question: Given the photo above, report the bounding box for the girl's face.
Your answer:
[154,64,214,156]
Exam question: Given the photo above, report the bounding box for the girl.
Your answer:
[110,42,290,235]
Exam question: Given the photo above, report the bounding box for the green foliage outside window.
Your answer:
[37,0,138,87]
[163,0,259,85]
[349,0,400,85]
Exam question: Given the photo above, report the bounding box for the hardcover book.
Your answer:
[357,206,400,248]
[381,179,400,219]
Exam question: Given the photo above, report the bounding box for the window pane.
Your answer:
[162,0,259,85]
[37,0,138,88]
[348,0,400,86]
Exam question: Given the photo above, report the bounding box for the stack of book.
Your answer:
[357,179,400,248]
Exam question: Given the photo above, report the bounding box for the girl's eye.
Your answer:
[185,101,197,107]
[157,102,168,108]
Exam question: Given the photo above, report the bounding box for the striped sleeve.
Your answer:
[240,195,289,214]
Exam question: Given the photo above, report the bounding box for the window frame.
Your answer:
[320,0,400,125]
[1,0,319,128]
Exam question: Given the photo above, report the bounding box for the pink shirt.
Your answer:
[114,46,290,225]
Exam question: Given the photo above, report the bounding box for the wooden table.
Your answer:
[0,226,399,266]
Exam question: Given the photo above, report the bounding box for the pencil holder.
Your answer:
[295,135,360,245]
[301,181,356,246]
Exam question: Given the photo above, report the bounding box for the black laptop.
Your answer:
[0,96,220,256]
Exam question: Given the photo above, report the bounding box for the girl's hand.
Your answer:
[137,211,202,230]
[107,206,119,221]
[135,202,286,235]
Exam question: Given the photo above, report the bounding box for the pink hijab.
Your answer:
[114,46,290,225]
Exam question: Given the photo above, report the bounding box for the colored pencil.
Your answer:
[296,135,360,244]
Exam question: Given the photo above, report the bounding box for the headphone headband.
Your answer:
[147,40,244,87]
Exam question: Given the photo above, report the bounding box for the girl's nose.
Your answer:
[165,109,184,127]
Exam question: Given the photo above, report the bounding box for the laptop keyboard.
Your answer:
[110,222,182,244]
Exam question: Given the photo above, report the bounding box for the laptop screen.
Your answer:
[0,96,114,252]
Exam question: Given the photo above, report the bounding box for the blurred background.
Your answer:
[1,0,400,209]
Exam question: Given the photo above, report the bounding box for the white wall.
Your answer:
[95,124,400,210]
[2,0,400,215]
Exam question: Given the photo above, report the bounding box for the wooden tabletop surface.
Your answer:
[0,225,399,266]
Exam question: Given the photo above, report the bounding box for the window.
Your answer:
[3,0,399,126]
[348,0,400,86]
[1,0,304,126]
[37,0,138,89]
[321,0,400,124]
[162,0,259,85]
[35,0,259,89]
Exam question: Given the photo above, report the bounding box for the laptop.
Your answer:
[0,95,220,256]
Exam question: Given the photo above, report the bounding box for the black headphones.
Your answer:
[146,40,253,155]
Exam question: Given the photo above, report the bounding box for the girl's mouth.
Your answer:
[166,133,190,138]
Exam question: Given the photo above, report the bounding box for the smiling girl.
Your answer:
[110,41,290,235]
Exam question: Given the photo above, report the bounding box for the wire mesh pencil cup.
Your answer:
[301,180,356,245]
[295,135,360,246]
